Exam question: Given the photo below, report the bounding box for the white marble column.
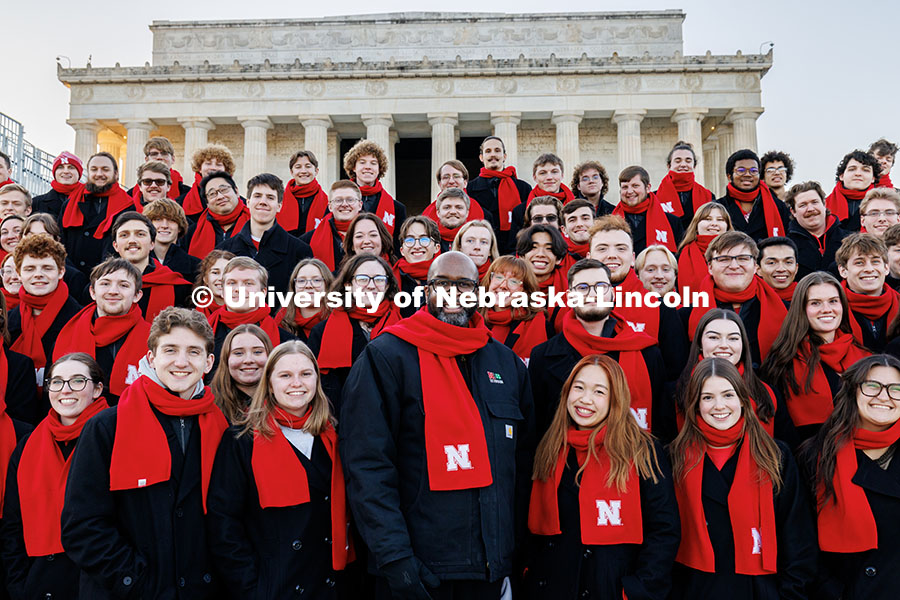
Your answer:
[240,117,272,184]
[327,130,340,190]
[717,124,735,168]
[612,109,647,169]
[386,130,399,198]
[121,119,155,188]
[67,119,101,165]
[97,129,124,163]
[178,117,215,176]
[490,111,521,171]
[703,133,721,196]
[728,107,765,154]
[551,110,584,179]
[672,108,709,185]
[300,115,332,187]
[428,112,458,198]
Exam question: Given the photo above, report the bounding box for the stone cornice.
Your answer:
[58,51,773,85]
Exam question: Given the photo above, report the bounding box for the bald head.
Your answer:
[428,251,478,282]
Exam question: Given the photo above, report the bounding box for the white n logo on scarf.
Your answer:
[382,211,395,227]
[444,444,473,471]
[655,230,668,243]
[626,320,645,333]
[314,217,322,228]
[772,227,779,236]
[630,407,649,430]
[751,527,762,555]
[125,365,140,385]
[660,201,674,213]
[596,500,623,526]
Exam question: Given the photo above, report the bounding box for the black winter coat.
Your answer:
[597,200,686,255]
[307,316,370,416]
[156,244,201,282]
[220,222,312,293]
[716,191,792,244]
[1,348,38,425]
[32,189,68,219]
[0,419,34,600]
[467,175,532,254]
[57,195,128,272]
[339,332,535,582]
[300,220,344,275]
[787,217,848,279]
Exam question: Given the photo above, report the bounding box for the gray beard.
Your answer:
[429,304,476,327]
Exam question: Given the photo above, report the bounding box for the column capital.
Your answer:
[611,109,647,125]
[427,112,459,126]
[490,111,522,126]
[239,117,272,130]
[177,116,215,130]
[66,118,101,131]
[300,115,333,129]
[726,107,765,122]
[551,110,584,125]
[119,119,156,131]
[671,108,709,123]
[389,130,400,145]
[361,114,394,128]
[97,129,124,142]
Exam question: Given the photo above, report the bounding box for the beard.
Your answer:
[574,302,612,322]
[86,181,114,195]
[427,300,476,327]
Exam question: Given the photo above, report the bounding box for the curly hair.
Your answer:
[13,233,66,271]
[343,139,388,181]
[571,161,610,199]
[760,150,795,182]
[190,144,236,175]
[835,150,881,182]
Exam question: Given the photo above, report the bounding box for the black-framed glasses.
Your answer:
[205,185,233,199]
[531,215,559,224]
[428,278,478,293]
[47,376,94,392]
[710,254,755,266]
[859,380,900,401]
[403,236,434,248]
[352,274,388,288]
[572,282,612,295]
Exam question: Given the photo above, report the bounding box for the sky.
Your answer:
[3,0,898,188]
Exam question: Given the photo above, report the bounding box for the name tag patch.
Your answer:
[505,424,514,439]
[487,371,504,384]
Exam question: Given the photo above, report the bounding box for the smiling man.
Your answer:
[655,141,714,227]
[131,161,171,209]
[870,138,898,189]
[786,181,849,278]
[143,198,200,280]
[560,199,595,265]
[602,166,683,254]
[184,171,250,259]
[340,251,534,599]
[716,149,791,243]
[280,149,328,236]
[32,151,83,218]
[860,188,900,237]
[342,139,407,248]
[760,150,794,201]
[299,179,360,273]
[62,307,228,599]
[756,237,800,305]
[825,150,882,232]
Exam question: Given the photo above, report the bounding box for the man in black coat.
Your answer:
[32,151,83,218]
[340,252,535,599]
[785,180,848,278]
[219,173,312,292]
[716,149,792,243]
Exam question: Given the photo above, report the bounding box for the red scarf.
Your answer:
[536,266,569,295]
[208,306,281,346]
[477,259,491,280]
[842,282,900,345]
[62,183,135,239]
[678,235,715,291]
[141,260,190,322]
[275,307,327,339]
[485,309,548,360]
[11,281,69,369]
[774,281,797,303]
[688,275,787,360]
[308,216,342,271]
[479,167,521,231]
[53,303,150,396]
[529,427,643,544]
[564,233,590,259]
[423,197,486,242]
[562,310,655,430]
[50,180,82,196]
[678,362,777,437]
[826,181,873,222]
[251,409,352,569]
[877,174,893,189]
[394,255,437,285]
[386,309,493,490]
[612,193,678,252]
[187,203,250,258]
[358,181,398,235]
[613,270,662,341]
[281,179,329,233]
[18,399,108,555]
[527,184,576,206]
[787,335,870,427]
[129,187,146,212]
[726,182,785,237]
[675,417,777,575]
[109,376,227,510]
[2,287,19,312]
[818,419,900,552]
[181,173,205,217]
[657,171,713,218]
[317,304,401,371]
[0,347,18,516]
[167,169,184,200]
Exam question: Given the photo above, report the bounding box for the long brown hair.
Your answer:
[533,355,661,492]
[239,341,334,438]
[211,324,273,423]
[279,258,333,336]
[677,202,733,251]
[341,212,394,263]
[801,354,900,505]
[670,358,783,492]
[760,272,861,398]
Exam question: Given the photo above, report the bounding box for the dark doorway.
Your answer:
[456,136,485,185]
[395,138,432,215]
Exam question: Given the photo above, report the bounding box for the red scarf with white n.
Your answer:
[358,181,398,235]
[385,309,494,490]
[281,179,329,233]
[726,182,784,236]
[529,426,643,544]
[478,166,521,231]
[612,193,678,252]
[675,416,777,575]
[656,171,713,218]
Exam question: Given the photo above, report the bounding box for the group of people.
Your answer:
[0,132,896,599]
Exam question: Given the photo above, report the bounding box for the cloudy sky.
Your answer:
[4,0,898,188]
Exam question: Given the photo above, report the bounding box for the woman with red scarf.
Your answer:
[276,259,334,344]
[762,273,871,444]
[280,150,329,237]
[342,140,407,248]
[669,358,816,600]
[676,203,733,292]
[524,355,680,599]
[307,255,401,413]
[393,216,440,318]
[656,141,716,228]
[193,250,235,318]
[481,257,548,363]
[210,324,272,425]
[801,354,900,599]
[0,353,107,599]
[208,341,354,598]
[340,213,394,266]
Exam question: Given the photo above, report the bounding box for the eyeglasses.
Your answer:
[331,197,361,206]
[205,186,233,199]
[734,167,760,176]
[403,236,434,248]
[440,174,466,182]
[764,167,787,174]
[580,174,603,183]
[490,273,523,288]
[428,278,478,293]
[859,380,900,401]
[864,210,900,219]
[710,254,755,266]
[531,215,559,224]
[295,277,325,287]
[572,282,612,295]
[47,376,94,392]
[352,274,388,288]
[139,178,168,188]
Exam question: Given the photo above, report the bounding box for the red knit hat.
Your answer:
[52,152,83,178]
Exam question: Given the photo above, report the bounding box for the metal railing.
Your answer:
[0,112,54,194]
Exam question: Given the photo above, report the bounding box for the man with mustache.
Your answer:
[786,181,848,278]
[715,149,791,243]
